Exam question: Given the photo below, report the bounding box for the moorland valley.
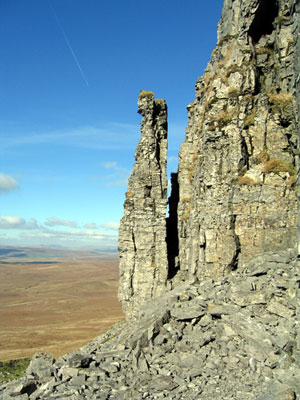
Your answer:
[0,247,123,361]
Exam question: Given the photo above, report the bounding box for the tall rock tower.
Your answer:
[118,91,169,319]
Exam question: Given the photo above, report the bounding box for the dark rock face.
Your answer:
[1,1,300,399]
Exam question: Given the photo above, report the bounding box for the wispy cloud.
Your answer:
[99,221,119,231]
[83,223,97,229]
[0,173,19,193]
[0,216,25,229]
[82,221,119,231]
[22,227,118,248]
[0,123,140,152]
[0,215,118,248]
[101,161,130,187]
[0,216,38,229]
[103,161,118,169]
[45,217,78,228]
[168,156,178,163]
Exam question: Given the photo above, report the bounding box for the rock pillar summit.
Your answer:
[118,90,169,319]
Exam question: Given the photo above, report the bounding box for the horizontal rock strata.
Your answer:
[118,90,169,319]
[176,0,298,282]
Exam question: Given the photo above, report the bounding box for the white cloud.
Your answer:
[102,161,118,169]
[0,216,25,228]
[45,217,78,228]
[0,215,119,248]
[26,218,39,229]
[0,216,39,230]
[22,228,118,247]
[84,223,97,229]
[0,173,19,193]
[101,161,130,187]
[100,221,120,231]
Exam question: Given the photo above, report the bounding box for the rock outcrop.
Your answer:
[118,0,299,319]
[118,90,169,319]
[176,0,298,283]
[1,250,300,399]
[1,0,300,399]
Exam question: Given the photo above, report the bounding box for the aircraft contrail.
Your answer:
[49,1,89,87]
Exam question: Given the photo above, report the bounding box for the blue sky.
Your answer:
[0,0,223,250]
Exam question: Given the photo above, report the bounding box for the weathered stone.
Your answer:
[148,376,178,391]
[170,304,205,321]
[208,304,239,317]
[267,299,295,318]
[122,309,170,350]
[175,0,298,282]
[118,90,169,320]
[1,2,300,400]
[66,353,92,368]
[26,353,54,382]
[69,374,86,386]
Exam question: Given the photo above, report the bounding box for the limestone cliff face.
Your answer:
[119,0,299,320]
[118,91,168,319]
[176,0,298,282]
[292,0,300,358]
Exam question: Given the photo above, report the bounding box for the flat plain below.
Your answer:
[0,247,123,361]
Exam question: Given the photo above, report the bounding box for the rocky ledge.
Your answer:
[1,250,299,399]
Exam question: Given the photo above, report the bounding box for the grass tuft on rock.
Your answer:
[139,90,154,99]
[267,91,293,115]
[237,176,260,186]
[263,159,296,175]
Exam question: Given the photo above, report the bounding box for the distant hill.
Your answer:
[0,246,119,263]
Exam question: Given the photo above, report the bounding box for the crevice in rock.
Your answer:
[228,214,241,272]
[154,100,168,198]
[281,120,291,129]
[254,67,263,95]
[20,382,37,396]
[144,185,152,197]
[239,135,250,172]
[166,172,180,279]
[132,231,136,253]
[249,0,279,44]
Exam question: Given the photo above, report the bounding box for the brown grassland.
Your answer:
[0,249,123,361]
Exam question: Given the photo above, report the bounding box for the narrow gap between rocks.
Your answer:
[166,172,180,279]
